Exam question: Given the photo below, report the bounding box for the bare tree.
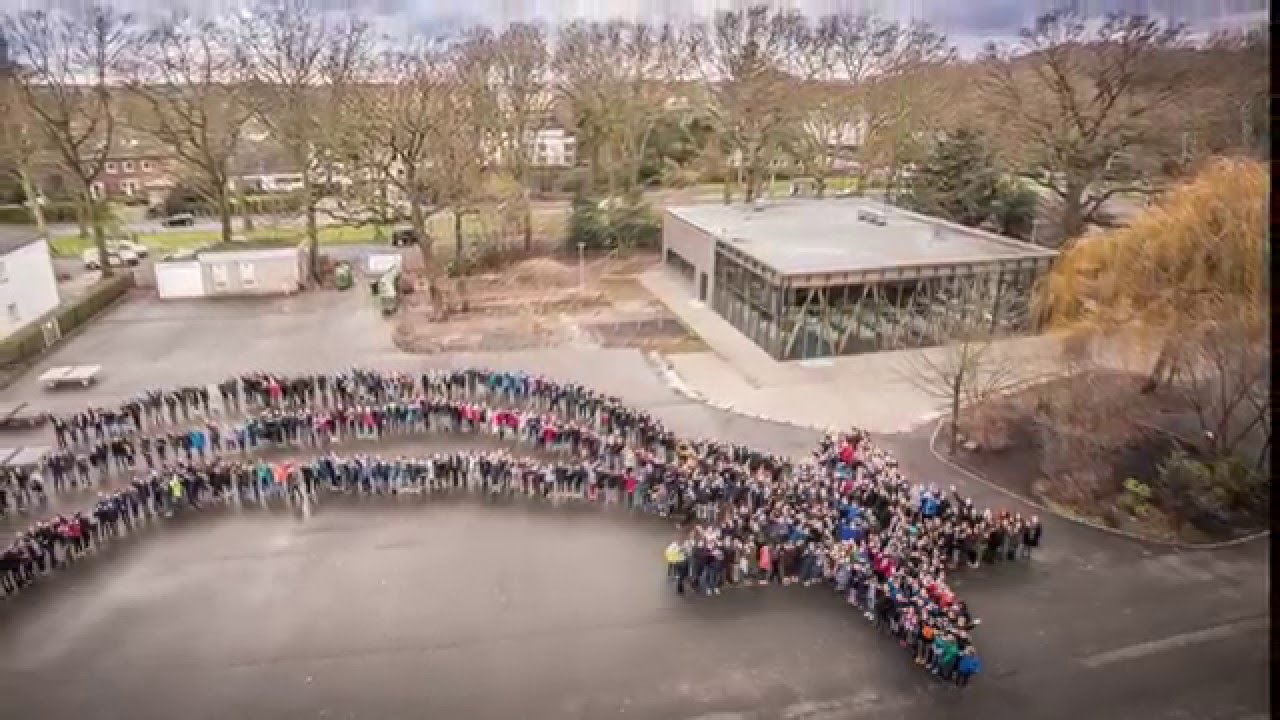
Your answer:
[484,23,553,253]
[1174,28,1269,162]
[785,14,952,199]
[554,20,696,200]
[982,11,1187,246]
[126,13,251,246]
[4,5,136,275]
[899,301,1023,455]
[433,31,497,267]
[235,0,369,281]
[1164,319,1270,473]
[0,67,49,236]
[696,6,806,204]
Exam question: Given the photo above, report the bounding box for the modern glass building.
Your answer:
[661,199,1058,361]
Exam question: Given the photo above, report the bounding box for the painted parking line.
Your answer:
[1078,616,1270,669]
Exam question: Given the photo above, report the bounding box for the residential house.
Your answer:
[531,127,577,167]
[230,128,306,194]
[0,226,60,340]
[89,134,177,205]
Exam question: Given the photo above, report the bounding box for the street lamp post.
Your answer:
[577,242,586,289]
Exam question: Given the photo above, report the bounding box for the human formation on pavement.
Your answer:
[1,368,1043,687]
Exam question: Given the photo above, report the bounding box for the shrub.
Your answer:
[0,201,83,225]
[0,274,133,368]
[565,193,660,253]
[1154,448,1264,534]
[1119,477,1154,518]
[150,186,310,218]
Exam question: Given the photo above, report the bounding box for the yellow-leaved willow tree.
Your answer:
[1040,157,1269,467]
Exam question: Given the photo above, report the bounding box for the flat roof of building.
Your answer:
[0,225,43,255]
[666,198,1056,276]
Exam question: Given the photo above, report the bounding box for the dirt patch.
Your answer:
[391,252,704,354]
[582,316,708,353]
[393,314,574,353]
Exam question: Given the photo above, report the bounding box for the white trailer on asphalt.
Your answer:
[39,365,102,389]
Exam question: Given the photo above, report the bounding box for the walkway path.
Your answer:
[641,269,1068,433]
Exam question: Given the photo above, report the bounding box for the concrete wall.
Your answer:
[661,211,717,301]
[199,248,302,296]
[0,239,61,339]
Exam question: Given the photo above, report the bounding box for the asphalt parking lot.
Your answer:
[0,291,1268,720]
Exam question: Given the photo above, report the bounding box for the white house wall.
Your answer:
[0,239,61,339]
[662,212,717,299]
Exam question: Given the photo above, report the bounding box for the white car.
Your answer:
[111,239,149,258]
[82,247,139,270]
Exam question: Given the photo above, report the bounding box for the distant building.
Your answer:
[531,127,577,167]
[91,135,176,205]
[661,198,1057,360]
[229,128,305,194]
[0,227,60,340]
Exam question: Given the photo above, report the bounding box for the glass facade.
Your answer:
[711,247,1050,360]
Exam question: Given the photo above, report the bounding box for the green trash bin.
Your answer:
[334,262,352,290]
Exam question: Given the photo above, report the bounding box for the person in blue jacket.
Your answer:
[955,646,981,688]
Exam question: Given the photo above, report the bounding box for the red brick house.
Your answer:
[86,135,177,205]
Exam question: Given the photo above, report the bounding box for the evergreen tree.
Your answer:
[905,127,1038,240]
[905,127,1001,227]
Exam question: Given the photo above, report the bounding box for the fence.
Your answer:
[0,273,135,371]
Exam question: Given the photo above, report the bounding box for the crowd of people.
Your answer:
[1,368,1046,687]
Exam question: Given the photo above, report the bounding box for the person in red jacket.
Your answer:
[757,543,772,585]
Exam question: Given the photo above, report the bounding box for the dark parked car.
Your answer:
[390,227,419,246]
[161,212,195,228]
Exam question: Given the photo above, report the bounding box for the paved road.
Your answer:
[0,293,1267,720]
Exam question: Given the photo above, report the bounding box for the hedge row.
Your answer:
[157,192,310,218]
[0,273,134,368]
[0,202,84,225]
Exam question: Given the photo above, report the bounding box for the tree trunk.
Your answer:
[77,199,90,240]
[302,173,320,282]
[453,210,464,268]
[216,188,233,245]
[815,174,827,199]
[18,167,47,238]
[1141,340,1175,394]
[236,182,254,233]
[522,193,533,254]
[949,372,963,455]
[1061,181,1086,242]
[88,189,112,278]
[722,161,732,205]
[409,198,432,270]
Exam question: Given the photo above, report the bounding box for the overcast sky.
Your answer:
[11,0,1270,54]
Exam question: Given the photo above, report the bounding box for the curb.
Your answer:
[651,351,1269,552]
[646,352,831,434]
[926,417,1270,551]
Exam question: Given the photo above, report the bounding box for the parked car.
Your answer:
[82,247,139,270]
[390,227,419,246]
[110,239,149,258]
[160,212,195,228]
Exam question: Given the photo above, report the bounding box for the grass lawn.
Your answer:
[49,206,570,258]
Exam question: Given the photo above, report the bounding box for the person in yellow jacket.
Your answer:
[666,540,690,595]
[665,540,684,580]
